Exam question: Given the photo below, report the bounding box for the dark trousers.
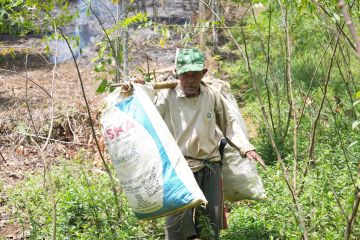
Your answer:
[165,162,223,240]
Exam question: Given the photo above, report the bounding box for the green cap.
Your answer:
[176,48,205,75]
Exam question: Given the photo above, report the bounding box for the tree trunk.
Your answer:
[212,0,219,52]
[199,0,206,51]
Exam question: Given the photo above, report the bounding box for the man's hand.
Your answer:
[245,150,266,169]
[130,78,146,84]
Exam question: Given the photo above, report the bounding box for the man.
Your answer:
[155,48,264,240]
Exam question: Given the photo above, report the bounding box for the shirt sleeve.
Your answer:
[213,88,255,157]
[154,89,169,118]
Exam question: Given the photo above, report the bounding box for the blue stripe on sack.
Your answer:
[116,96,194,219]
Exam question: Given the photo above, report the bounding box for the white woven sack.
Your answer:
[222,146,266,201]
[101,84,207,219]
[222,92,266,201]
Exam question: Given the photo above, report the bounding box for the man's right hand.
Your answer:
[245,150,266,169]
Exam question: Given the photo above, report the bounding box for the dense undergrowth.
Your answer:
[219,1,360,238]
[6,157,164,239]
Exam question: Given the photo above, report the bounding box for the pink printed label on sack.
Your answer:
[104,120,135,141]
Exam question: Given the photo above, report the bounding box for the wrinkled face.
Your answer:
[178,70,207,97]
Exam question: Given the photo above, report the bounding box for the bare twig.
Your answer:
[297,42,331,128]
[338,0,360,55]
[311,0,360,58]
[24,53,38,133]
[338,43,359,91]
[301,36,340,185]
[335,59,357,111]
[329,184,349,222]
[39,5,122,221]
[263,4,276,134]
[278,1,299,190]
[0,151,6,163]
[81,0,117,59]
[0,68,51,97]
[30,138,57,240]
[345,192,360,240]
[15,132,89,146]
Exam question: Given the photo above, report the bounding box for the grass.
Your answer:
[4,159,164,239]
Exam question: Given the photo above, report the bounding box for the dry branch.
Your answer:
[345,192,360,240]
[301,36,340,186]
[15,133,89,146]
[338,0,360,56]
[0,68,51,97]
[0,151,6,163]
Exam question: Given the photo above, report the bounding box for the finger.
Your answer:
[246,154,254,160]
[256,157,266,169]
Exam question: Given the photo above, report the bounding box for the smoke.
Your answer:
[48,0,117,63]
[47,0,194,64]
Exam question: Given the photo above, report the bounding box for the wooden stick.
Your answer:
[16,132,90,146]
[111,80,179,89]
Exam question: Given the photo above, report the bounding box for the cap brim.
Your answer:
[176,63,204,75]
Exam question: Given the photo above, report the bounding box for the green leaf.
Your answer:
[356,91,360,99]
[94,62,105,72]
[348,141,358,148]
[13,0,23,7]
[352,120,360,129]
[109,86,116,93]
[96,79,108,94]
[354,100,360,107]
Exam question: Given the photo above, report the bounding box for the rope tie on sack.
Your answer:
[202,159,216,197]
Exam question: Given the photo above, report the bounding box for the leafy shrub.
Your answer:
[7,160,164,239]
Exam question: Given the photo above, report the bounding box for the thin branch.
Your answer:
[16,132,89,146]
[338,42,359,91]
[0,151,6,163]
[329,184,349,222]
[24,53,38,133]
[279,1,299,190]
[81,0,117,58]
[335,59,356,110]
[95,0,117,23]
[30,137,57,240]
[301,36,340,185]
[263,4,276,134]
[39,5,122,221]
[345,192,360,240]
[338,0,360,55]
[322,93,357,190]
[0,68,51,97]
[311,0,360,58]
[296,42,331,128]
[248,0,268,57]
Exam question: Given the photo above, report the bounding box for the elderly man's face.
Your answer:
[178,70,206,97]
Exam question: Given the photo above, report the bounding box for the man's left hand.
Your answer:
[245,150,266,169]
